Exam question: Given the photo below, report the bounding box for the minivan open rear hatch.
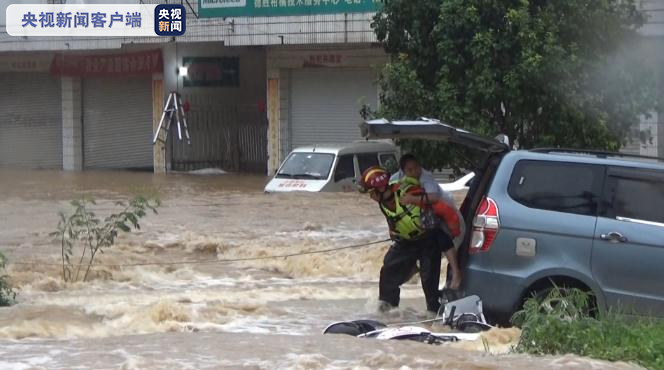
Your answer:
[360,118,510,154]
[360,117,511,270]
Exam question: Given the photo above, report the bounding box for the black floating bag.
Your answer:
[322,320,387,336]
[455,313,493,333]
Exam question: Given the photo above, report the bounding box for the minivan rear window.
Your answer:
[508,160,604,216]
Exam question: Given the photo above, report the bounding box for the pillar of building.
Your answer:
[61,76,83,171]
[267,76,280,176]
[153,74,166,173]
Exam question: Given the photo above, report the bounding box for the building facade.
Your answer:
[0,0,384,174]
[621,0,664,158]
[0,0,662,173]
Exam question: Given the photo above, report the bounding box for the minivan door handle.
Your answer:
[600,232,628,243]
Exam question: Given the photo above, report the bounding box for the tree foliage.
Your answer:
[371,0,660,170]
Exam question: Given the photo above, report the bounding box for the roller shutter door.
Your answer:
[83,77,153,169]
[290,68,378,149]
[0,73,62,168]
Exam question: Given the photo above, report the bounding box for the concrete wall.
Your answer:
[622,35,664,157]
[162,42,266,107]
[277,68,291,168]
[640,0,664,36]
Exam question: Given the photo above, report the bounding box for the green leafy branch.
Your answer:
[51,196,160,283]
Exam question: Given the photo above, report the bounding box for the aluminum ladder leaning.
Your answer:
[152,91,191,145]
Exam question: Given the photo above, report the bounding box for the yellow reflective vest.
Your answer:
[379,187,427,241]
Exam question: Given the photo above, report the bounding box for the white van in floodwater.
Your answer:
[265,141,398,193]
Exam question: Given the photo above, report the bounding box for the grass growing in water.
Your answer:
[512,287,664,369]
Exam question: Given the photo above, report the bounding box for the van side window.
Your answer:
[358,153,380,174]
[334,155,355,182]
[379,153,398,173]
[508,160,604,216]
[603,168,664,224]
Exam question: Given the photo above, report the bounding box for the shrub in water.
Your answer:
[51,196,160,283]
[0,252,16,306]
[512,287,664,370]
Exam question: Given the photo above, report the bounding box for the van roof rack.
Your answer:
[530,148,664,163]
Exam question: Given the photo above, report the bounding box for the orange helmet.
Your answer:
[359,166,390,192]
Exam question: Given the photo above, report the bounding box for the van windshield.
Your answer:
[276,152,335,180]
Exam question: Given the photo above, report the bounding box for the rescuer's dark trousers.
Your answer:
[379,232,442,313]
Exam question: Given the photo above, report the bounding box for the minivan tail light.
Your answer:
[469,196,500,254]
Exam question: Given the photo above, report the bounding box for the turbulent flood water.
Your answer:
[0,169,641,369]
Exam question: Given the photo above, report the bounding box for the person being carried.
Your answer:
[398,175,461,237]
[359,166,442,314]
[390,154,463,290]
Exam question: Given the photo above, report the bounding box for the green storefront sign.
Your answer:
[182,57,240,87]
[199,0,380,18]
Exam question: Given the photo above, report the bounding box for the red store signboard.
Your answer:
[11,61,38,71]
[303,54,344,67]
[50,49,163,77]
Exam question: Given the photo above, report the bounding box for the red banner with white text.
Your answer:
[50,49,163,77]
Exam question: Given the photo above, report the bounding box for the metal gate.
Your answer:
[170,104,268,173]
[83,77,153,170]
[0,73,62,168]
[290,68,378,150]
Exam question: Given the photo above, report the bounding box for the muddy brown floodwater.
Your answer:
[0,169,642,369]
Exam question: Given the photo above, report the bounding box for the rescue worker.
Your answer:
[390,154,464,290]
[359,166,442,314]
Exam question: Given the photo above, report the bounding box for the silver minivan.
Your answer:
[264,141,398,193]
[361,118,664,323]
